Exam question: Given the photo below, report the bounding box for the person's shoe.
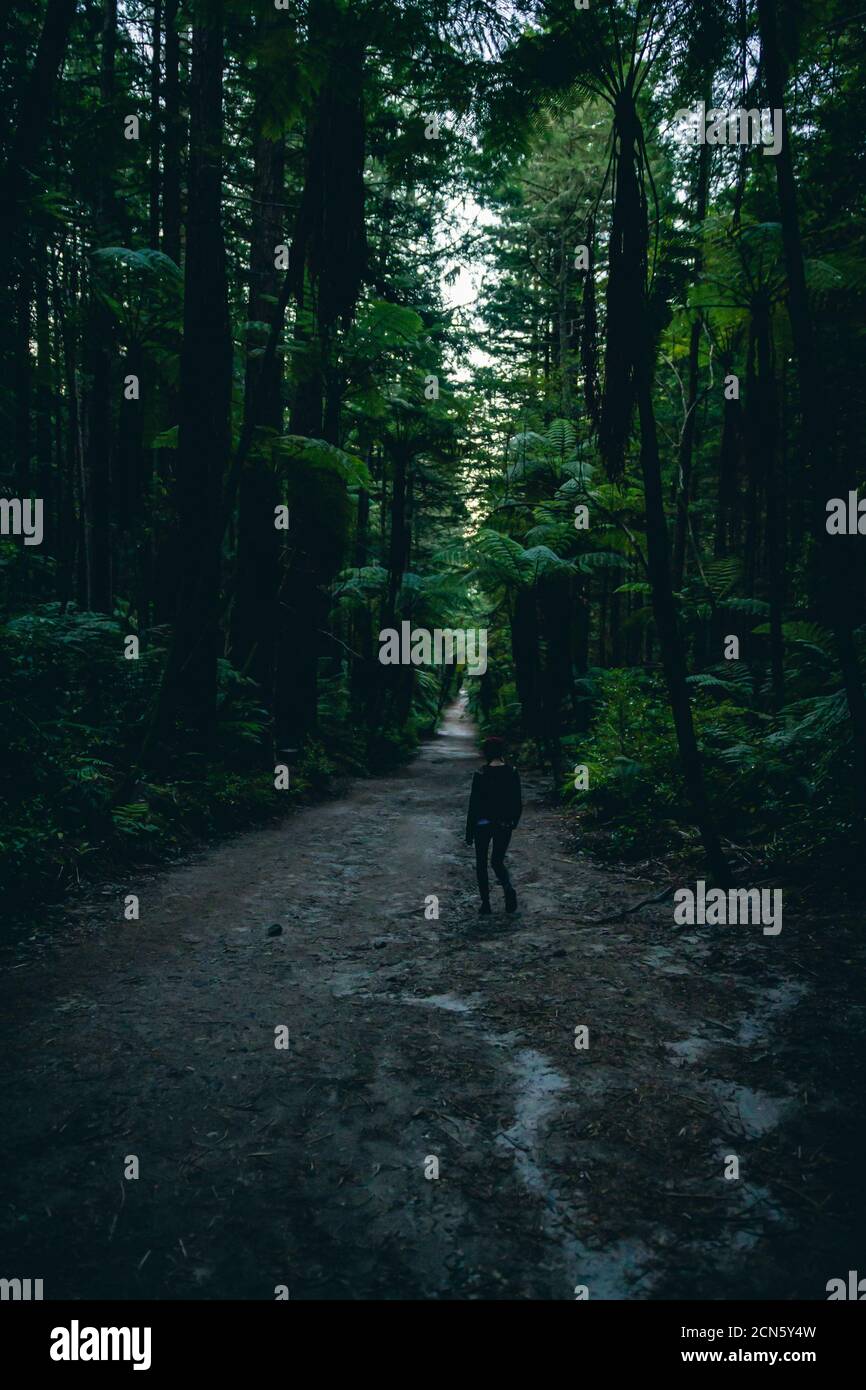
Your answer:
[479,899,492,916]
[504,886,518,913]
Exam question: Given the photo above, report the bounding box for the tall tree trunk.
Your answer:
[1,0,77,261]
[153,0,182,628]
[34,240,53,517]
[148,0,162,249]
[512,587,542,739]
[755,0,817,472]
[758,0,866,808]
[385,444,409,628]
[672,86,712,590]
[743,321,761,598]
[49,254,75,603]
[540,575,572,782]
[714,379,741,557]
[607,91,729,881]
[273,2,366,744]
[84,0,118,612]
[231,89,285,711]
[13,258,31,495]
[573,583,590,731]
[557,228,573,418]
[147,0,231,757]
[2,0,77,475]
[637,364,730,883]
[162,0,182,265]
[754,301,784,709]
[57,243,92,606]
[115,338,144,606]
[349,481,375,714]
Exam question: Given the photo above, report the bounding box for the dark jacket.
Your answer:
[465,763,522,843]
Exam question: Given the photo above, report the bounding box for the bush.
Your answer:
[0,606,305,912]
[561,664,857,864]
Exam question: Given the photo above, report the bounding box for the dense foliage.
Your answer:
[1,0,864,909]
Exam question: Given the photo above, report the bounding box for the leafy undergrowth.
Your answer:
[473,649,864,885]
[0,605,425,917]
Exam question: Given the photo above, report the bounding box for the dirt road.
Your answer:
[1,698,862,1299]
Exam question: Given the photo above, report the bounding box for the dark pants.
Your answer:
[474,823,513,900]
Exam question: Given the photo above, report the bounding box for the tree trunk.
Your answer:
[608,92,728,881]
[754,301,784,709]
[147,0,231,757]
[557,228,573,418]
[512,587,542,739]
[35,242,53,536]
[637,364,730,883]
[84,0,118,613]
[672,83,712,590]
[755,0,817,472]
[757,0,866,819]
[13,258,31,495]
[1,0,77,263]
[714,387,741,557]
[231,70,285,711]
[273,4,366,744]
[3,0,78,496]
[162,0,182,265]
[148,0,162,249]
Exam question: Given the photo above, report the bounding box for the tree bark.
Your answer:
[608,92,728,881]
[757,0,866,808]
[512,586,542,739]
[714,379,741,558]
[231,96,285,711]
[148,0,162,250]
[672,89,712,590]
[637,363,730,884]
[162,0,182,266]
[754,300,784,709]
[2,0,77,471]
[273,2,366,744]
[84,0,118,613]
[147,0,231,757]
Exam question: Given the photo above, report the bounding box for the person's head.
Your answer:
[481,736,507,764]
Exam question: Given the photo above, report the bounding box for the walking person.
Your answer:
[465,736,522,915]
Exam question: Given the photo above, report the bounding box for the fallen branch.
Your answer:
[574,882,678,923]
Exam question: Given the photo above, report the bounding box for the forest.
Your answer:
[2,0,865,909]
[2,0,865,915]
[2,0,866,1315]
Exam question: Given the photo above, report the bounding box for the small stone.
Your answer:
[267,923,282,937]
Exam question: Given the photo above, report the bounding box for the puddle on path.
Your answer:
[665,977,809,1067]
[713,1082,789,1139]
[329,980,660,1296]
[404,992,475,1014]
[496,1048,569,1194]
[565,1236,658,1300]
[733,980,808,1045]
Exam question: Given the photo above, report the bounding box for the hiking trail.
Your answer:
[1,697,857,1300]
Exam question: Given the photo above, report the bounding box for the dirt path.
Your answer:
[1,698,862,1300]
